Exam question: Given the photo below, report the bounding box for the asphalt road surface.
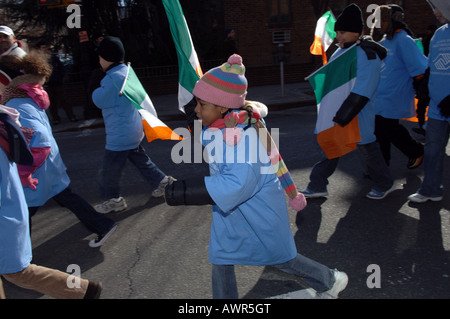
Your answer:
[3,105,450,299]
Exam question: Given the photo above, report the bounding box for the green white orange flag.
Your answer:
[306,44,361,159]
[162,0,203,112]
[310,11,336,64]
[119,64,182,142]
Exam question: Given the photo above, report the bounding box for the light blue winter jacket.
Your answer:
[92,64,144,151]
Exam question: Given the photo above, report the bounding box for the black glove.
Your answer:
[438,95,450,118]
[333,93,370,127]
[165,177,215,206]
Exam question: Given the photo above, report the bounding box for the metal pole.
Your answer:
[278,43,285,97]
[280,60,284,97]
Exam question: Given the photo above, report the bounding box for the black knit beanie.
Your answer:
[334,3,364,34]
[97,36,125,63]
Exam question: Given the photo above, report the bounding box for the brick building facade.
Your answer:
[64,1,439,107]
[223,0,437,86]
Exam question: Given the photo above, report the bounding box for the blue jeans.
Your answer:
[29,187,116,235]
[418,118,450,197]
[211,254,335,299]
[99,145,166,199]
[308,142,393,193]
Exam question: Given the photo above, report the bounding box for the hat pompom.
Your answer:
[289,192,307,211]
[193,53,247,109]
[227,54,243,65]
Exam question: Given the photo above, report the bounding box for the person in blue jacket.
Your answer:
[371,4,428,169]
[165,54,348,299]
[301,3,394,200]
[0,105,102,299]
[409,0,450,203]
[92,36,174,214]
[1,53,117,248]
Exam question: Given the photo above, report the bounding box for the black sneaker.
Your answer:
[89,224,117,248]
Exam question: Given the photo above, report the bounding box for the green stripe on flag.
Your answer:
[308,45,357,104]
[162,0,200,95]
[120,65,146,110]
[323,11,336,40]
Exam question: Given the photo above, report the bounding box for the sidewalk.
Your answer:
[51,81,316,134]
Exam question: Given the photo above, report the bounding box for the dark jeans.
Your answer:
[29,186,115,235]
[99,145,166,200]
[308,142,393,193]
[375,115,424,165]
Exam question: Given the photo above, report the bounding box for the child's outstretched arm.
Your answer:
[165,177,215,206]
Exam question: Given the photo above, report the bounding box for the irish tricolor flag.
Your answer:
[306,45,361,159]
[119,64,182,143]
[310,11,336,64]
[162,0,203,112]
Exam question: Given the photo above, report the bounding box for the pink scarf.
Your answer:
[17,83,50,110]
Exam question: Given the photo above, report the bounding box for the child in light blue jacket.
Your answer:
[165,54,348,299]
[92,36,174,214]
[0,105,102,298]
[2,53,116,248]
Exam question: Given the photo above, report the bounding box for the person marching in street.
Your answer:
[301,3,394,200]
[370,5,428,169]
[0,105,102,299]
[165,53,348,299]
[408,0,450,203]
[1,52,117,248]
[91,36,174,214]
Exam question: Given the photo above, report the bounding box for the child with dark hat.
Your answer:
[165,53,348,299]
[91,36,175,213]
[301,3,394,200]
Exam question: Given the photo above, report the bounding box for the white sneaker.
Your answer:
[95,197,127,214]
[321,270,348,299]
[408,193,443,203]
[89,224,117,248]
[152,176,176,198]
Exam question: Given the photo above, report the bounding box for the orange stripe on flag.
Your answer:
[317,117,361,159]
[310,36,324,55]
[142,120,183,143]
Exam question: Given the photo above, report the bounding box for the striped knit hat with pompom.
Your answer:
[193,54,247,109]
